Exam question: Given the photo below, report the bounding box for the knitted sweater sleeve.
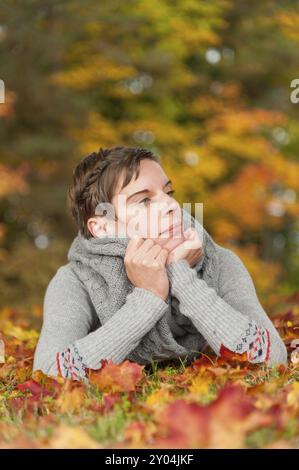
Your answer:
[166,248,288,367]
[32,266,169,383]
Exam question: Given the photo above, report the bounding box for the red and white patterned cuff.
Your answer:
[220,320,271,364]
[56,343,88,383]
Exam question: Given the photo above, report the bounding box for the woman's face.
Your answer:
[109,159,186,252]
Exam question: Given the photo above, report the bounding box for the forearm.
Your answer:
[166,259,287,367]
[47,287,169,382]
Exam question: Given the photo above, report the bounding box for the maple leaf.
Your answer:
[87,359,145,393]
[151,384,273,449]
[219,344,248,362]
[42,425,101,449]
[56,387,86,414]
[153,399,210,448]
[122,420,157,449]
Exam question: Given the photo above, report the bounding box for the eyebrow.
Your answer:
[126,179,172,203]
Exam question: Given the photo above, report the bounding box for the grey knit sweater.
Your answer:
[33,209,287,383]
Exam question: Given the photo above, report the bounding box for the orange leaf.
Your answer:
[87,358,145,393]
[219,344,248,362]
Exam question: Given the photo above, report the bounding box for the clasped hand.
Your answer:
[164,227,204,268]
[124,227,204,301]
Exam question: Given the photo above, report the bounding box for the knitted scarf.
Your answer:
[67,208,221,366]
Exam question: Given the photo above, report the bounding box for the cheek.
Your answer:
[126,209,156,238]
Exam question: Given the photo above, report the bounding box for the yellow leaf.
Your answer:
[287,382,299,407]
[146,386,172,407]
[45,425,102,449]
[188,374,212,395]
[56,387,86,414]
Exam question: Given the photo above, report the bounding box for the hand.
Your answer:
[124,237,169,301]
[166,227,204,268]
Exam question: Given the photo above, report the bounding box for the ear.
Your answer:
[87,216,108,238]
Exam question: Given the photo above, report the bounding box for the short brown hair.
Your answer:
[67,146,160,238]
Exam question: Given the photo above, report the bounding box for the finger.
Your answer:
[147,243,163,257]
[145,244,166,263]
[156,248,169,266]
[126,237,145,258]
[188,228,196,240]
[160,234,185,251]
[183,227,195,239]
[132,238,156,262]
[184,229,202,249]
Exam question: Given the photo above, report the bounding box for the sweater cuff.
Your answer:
[166,259,194,289]
[132,286,169,308]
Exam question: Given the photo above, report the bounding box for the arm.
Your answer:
[33,266,169,383]
[166,248,287,367]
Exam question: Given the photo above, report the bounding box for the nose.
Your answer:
[156,195,181,236]
[161,195,180,219]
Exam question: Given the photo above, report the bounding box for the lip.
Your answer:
[159,222,182,236]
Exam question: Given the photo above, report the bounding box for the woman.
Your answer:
[32,146,288,383]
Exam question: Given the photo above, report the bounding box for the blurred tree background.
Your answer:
[0,0,299,317]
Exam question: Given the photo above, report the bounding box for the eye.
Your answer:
[138,190,175,206]
[139,197,151,206]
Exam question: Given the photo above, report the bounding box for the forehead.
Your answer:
[116,159,168,195]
